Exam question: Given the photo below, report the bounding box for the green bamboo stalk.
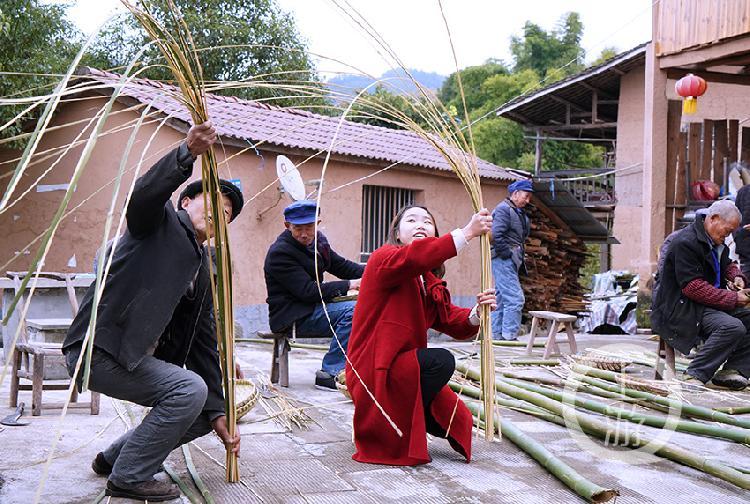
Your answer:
[456,363,750,490]
[163,463,202,504]
[236,338,329,351]
[570,364,750,429]
[493,340,546,348]
[183,444,215,504]
[714,405,750,415]
[506,359,560,366]
[500,376,750,445]
[458,389,619,502]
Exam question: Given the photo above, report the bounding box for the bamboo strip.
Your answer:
[183,444,215,504]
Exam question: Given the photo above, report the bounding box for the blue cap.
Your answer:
[284,200,318,225]
[508,179,534,193]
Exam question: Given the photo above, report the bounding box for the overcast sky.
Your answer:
[64,0,652,78]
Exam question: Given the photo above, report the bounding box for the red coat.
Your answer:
[346,234,478,466]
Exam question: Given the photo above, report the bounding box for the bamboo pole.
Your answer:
[237,338,329,351]
[456,385,619,503]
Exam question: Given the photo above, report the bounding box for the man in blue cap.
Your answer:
[490,179,533,340]
[264,200,365,389]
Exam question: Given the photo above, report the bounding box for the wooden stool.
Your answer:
[258,324,295,387]
[525,310,578,359]
[654,337,676,380]
[9,319,100,416]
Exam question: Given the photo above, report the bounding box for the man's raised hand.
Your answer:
[187,121,218,158]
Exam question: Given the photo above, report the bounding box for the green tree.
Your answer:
[0,0,81,142]
[510,12,585,79]
[89,0,321,107]
[592,46,619,66]
[346,85,433,130]
[438,59,509,114]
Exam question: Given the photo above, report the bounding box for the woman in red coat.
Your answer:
[346,205,495,466]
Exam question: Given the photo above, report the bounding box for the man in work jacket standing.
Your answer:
[491,179,533,341]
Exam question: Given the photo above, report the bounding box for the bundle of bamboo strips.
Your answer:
[121,0,239,481]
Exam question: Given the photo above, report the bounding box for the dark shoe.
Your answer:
[315,370,337,391]
[711,369,748,391]
[91,452,112,476]
[105,480,179,502]
[92,452,165,476]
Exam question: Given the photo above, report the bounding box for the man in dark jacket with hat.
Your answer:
[652,200,750,390]
[264,200,364,390]
[490,179,533,340]
[62,121,243,501]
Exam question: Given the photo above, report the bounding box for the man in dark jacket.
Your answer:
[62,122,242,501]
[264,200,364,390]
[490,179,532,340]
[651,200,750,390]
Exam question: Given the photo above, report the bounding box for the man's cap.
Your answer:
[178,179,244,222]
[284,200,318,225]
[508,179,534,194]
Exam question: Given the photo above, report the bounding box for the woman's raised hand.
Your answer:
[475,288,497,311]
[462,208,492,241]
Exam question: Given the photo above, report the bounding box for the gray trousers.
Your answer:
[689,307,750,382]
[66,346,212,488]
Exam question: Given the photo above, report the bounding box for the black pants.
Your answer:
[416,348,455,436]
[690,307,750,382]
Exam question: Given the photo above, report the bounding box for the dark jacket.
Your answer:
[491,198,530,272]
[264,230,364,332]
[734,185,750,274]
[651,215,731,354]
[63,145,225,416]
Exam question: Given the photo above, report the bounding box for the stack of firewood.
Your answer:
[521,204,588,314]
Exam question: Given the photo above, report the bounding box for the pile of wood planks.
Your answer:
[521,204,588,314]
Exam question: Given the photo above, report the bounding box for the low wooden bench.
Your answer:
[525,310,578,359]
[10,318,100,416]
[654,337,677,380]
[258,323,298,387]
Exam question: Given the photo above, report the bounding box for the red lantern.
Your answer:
[675,73,707,115]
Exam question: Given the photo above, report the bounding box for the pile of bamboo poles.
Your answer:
[522,204,588,314]
[450,360,750,498]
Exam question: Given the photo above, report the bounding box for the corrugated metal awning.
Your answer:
[532,180,617,243]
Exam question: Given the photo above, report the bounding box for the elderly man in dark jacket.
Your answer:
[490,179,533,340]
[264,200,364,390]
[62,122,243,501]
[652,200,750,390]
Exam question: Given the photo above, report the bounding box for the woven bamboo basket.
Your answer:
[235,379,260,420]
[335,371,351,400]
[614,374,671,397]
[570,353,632,373]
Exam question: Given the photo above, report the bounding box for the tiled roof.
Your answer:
[77,68,521,181]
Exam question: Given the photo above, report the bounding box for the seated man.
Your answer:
[62,121,242,501]
[264,200,365,390]
[652,200,750,390]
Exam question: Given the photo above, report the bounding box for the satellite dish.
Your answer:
[276,155,306,201]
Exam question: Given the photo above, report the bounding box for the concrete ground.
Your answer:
[0,332,749,503]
